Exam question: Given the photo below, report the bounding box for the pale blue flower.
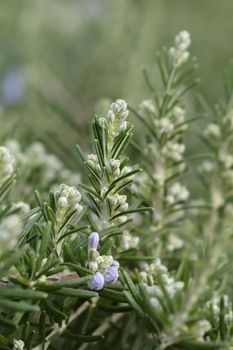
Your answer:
[90,272,104,291]
[104,266,119,284]
[1,68,25,105]
[88,232,99,250]
[111,260,120,270]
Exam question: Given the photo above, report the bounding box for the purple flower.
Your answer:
[104,266,119,284]
[1,68,25,105]
[88,232,99,250]
[111,260,120,270]
[90,272,104,291]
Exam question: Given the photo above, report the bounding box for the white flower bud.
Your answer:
[0,214,22,253]
[0,146,15,178]
[87,154,100,172]
[166,195,175,205]
[199,160,215,174]
[162,142,185,162]
[118,120,127,133]
[108,159,121,176]
[140,271,147,281]
[139,99,156,115]
[56,184,82,212]
[58,196,68,208]
[156,117,174,134]
[100,186,108,198]
[174,31,191,51]
[106,110,115,124]
[13,201,30,214]
[73,203,83,213]
[106,99,129,137]
[87,154,98,163]
[219,153,233,169]
[121,230,140,250]
[225,311,233,325]
[13,339,25,350]
[166,182,189,205]
[169,31,191,67]
[118,194,127,205]
[167,233,184,252]
[194,320,211,339]
[178,51,189,65]
[116,215,128,224]
[97,255,113,270]
[120,202,128,211]
[111,99,128,114]
[204,123,221,140]
[98,117,106,127]
[89,261,98,272]
[173,106,186,125]
[153,259,168,274]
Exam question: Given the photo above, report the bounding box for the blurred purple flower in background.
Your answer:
[1,67,25,106]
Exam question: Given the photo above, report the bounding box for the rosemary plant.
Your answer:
[0,32,233,350]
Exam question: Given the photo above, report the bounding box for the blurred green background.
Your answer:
[0,0,233,153]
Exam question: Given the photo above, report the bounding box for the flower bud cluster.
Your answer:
[135,103,187,194]
[166,182,189,206]
[13,201,30,215]
[27,142,80,185]
[85,99,135,230]
[206,293,233,325]
[169,31,191,66]
[107,159,121,177]
[173,106,187,129]
[141,259,169,278]
[139,104,187,191]
[139,102,187,136]
[162,141,185,162]
[131,172,151,199]
[4,139,24,163]
[201,111,233,202]
[56,184,82,213]
[88,232,119,290]
[192,320,211,340]
[167,233,184,252]
[4,140,80,198]
[165,317,211,342]
[136,65,189,223]
[13,339,25,350]
[0,146,15,179]
[139,99,156,116]
[0,214,22,253]
[27,142,63,181]
[140,260,184,307]
[154,117,174,136]
[109,194,128,211]
[121,230,140,250]
[198,160,215,175]
[106,99,129,138]
[220,152,233,187]
[142,142,185,192]
[86,154,101,173]
[108,193,131,225]
[204,123,221,142]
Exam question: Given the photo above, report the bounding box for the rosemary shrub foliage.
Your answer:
[0,32,233,350]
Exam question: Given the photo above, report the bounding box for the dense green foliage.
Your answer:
[1,30,233,350]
